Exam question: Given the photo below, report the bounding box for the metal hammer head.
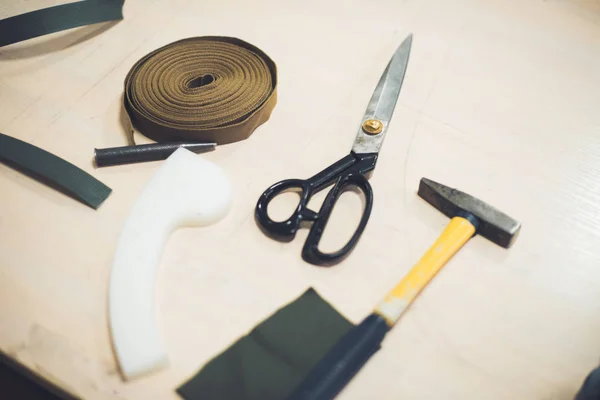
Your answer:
[418,178,521,248]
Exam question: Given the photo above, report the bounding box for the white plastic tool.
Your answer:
[108,148,232,380]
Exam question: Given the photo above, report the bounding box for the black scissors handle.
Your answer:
[255,151,377,266]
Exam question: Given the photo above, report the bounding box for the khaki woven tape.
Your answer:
[124,36,277,144]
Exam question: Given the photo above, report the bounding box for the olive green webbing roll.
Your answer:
[124,36,278,145]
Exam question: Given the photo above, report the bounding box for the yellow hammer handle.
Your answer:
[375,216,476,326]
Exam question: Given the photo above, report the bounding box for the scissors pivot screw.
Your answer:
[362,119,383,135]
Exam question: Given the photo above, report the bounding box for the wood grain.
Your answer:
[1,0,600,399]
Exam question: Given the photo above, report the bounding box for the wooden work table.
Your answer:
[1,0,600,398]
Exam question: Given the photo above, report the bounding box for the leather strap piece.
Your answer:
[0,0,125,48]
[124,36,277,145]
[0,133,112,209]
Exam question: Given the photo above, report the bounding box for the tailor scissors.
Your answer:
[255,34,413,266]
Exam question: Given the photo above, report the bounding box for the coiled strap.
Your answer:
[124,36,278,144]
[0,0,125,48]
[0,133,111,209]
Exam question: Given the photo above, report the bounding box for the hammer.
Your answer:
[288,177,521,400]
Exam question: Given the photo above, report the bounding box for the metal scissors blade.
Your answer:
[352,34,412,155]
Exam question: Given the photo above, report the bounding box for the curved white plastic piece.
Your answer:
[108,148,232,380]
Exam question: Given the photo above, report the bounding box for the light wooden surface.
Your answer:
[2,0,600,399]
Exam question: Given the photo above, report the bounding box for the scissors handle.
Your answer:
[255,152,377,265]
[255,177,318,241]
[302,171,373,265]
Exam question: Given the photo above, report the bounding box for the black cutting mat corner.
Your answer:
[0,351,79,400]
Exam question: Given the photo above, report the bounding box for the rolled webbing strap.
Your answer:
[124,36,278,145]
[0,0,125,48]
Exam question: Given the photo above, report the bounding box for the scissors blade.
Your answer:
[351,34,412,155]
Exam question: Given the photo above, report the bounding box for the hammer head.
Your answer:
[418,178,521,248]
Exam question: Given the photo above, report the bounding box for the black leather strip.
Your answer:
[0,133,111,209]
[0,0,125,48]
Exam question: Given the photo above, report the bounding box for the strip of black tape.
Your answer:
[0,0,125,48]
[0,133,112,209]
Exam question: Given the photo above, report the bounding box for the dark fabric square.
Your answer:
[177,288,353,400]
